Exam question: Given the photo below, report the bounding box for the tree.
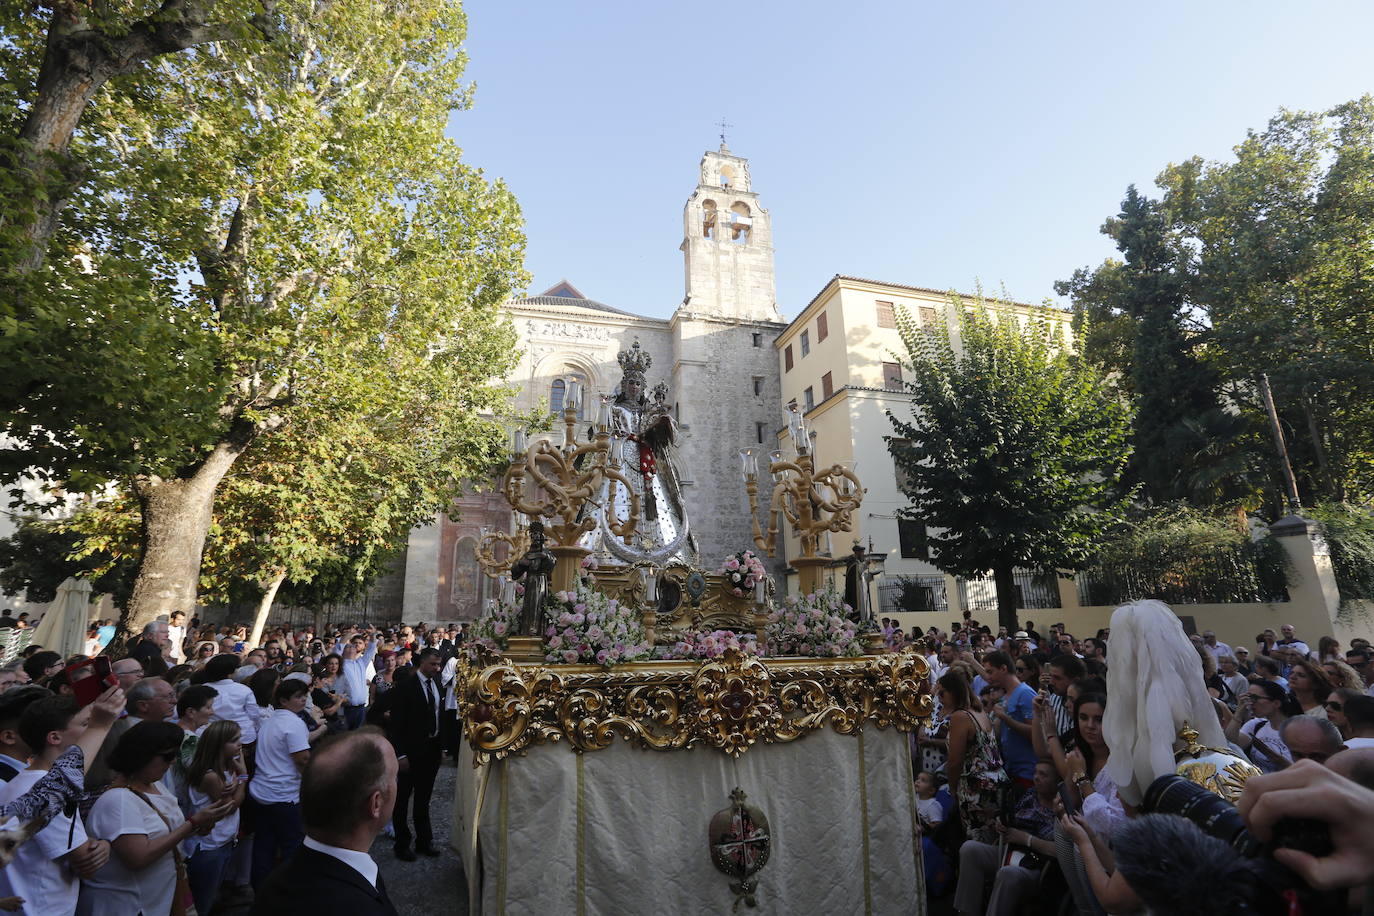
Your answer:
[887,295,1134,630]
[1058,183,1228,505]
[0,0,270,275]
[0,0,527,646]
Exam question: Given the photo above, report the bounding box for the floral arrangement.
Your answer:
[544,583,652,667]
[716,549,767,598]
[469,585,523,655]
[765,589,864,658]
[657,629,761,661]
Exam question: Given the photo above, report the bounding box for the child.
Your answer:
[914,770,944,834]
[0,697,110,916]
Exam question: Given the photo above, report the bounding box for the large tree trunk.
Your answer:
[247,568,287,650]
[992,564,1019,634]
[114,437,249,651]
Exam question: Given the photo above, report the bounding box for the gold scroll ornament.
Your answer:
[459,647,933,766]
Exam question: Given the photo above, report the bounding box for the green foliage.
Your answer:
[1307,502,1374,601]
[1062,97,1374,512]
[0,0,528,625]
[2,0,526,493]
[886,293,1135,625]
[1077,505,1290,606]
[0,513,137,607]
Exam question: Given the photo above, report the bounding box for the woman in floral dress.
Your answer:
[938,670,1007,844]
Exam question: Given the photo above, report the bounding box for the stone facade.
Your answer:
[392,146,788,623]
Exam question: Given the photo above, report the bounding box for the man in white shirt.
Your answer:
[335,629,378,731]
[0,697,111,915]
[1200,630,1232,662]
[167,611,187,664]
[1342,695,1374,750]
[248,678,312,888]
[251,730,399,914]
[203,654,261,760]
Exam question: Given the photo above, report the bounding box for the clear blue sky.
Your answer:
[449,1,1374,319]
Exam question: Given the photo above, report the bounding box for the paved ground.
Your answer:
[217,760,469,916]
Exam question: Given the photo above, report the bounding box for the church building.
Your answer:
[396,145,788,622]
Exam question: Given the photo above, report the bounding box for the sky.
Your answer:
[449,1,1374,319]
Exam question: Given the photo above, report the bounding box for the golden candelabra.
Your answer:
[740,410,864,595]
[474,524,531,578]
[502,389,641,595]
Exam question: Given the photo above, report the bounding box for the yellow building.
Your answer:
[772,275,1071,625]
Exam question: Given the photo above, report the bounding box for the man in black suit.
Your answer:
[252,729,399,916]
[388,646,444,861]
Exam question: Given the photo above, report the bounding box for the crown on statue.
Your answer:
[617,341,652,382]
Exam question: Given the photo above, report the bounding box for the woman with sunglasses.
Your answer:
[1225,680,1299,773]
[1324,687,1364,740]
[82,721,235,916]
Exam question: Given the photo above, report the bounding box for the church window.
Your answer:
[822,371,833,400]
[784,345,794,372]
[882,361,903,391]
[876,300,896,329]
[803,386,815,411]
[752,332,762,348]
[800,330,810,357]
[702,200,717,239]
[753,376,763,396]
[817,311,828,342]
[730,202,751,245]
[756,422,765,444]
[898,519,929,560]
[919,305,938,330]
[551,372,587,419]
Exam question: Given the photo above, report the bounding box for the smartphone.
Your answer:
[66,656,118,707]
[1058,783,1078,816]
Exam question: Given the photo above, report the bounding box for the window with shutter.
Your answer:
[785,345,794,371]
[876,300,896,329]
[918,305,938,330]
[882,361,903,390]
[821,371,833,400]
[803,387,814,411]
[817,311,828,342]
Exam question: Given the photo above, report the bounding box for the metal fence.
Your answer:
[0,627,34,665]
[957,570,1063,613]
[878,575,949,614]
[1075,544,1289,607]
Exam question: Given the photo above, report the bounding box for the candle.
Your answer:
[566,380,582,413]
[512,429,526,455]
[597,395,612,431]
[644,567,659,604]
[738,446,760,481]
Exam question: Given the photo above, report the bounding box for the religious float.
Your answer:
[453,343,932,915]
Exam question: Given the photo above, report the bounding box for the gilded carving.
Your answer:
[459,647,933,765]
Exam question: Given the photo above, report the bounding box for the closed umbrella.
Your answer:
[30,577,94,660]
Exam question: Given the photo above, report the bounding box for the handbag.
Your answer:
[128,788,199,916]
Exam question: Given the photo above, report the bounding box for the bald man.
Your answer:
[251,728,399,915]
[1279,715,1344,766]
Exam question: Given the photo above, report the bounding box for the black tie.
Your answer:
[425,677,438,737]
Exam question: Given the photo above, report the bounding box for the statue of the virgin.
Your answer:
[583,342,696,565]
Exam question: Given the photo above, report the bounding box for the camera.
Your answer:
[1140,774,1341,914]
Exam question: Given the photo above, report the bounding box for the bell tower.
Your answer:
[680,145,781,322]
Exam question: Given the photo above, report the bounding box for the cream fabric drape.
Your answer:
[458,727,923,916]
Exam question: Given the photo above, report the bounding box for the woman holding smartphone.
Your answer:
[183,720,246,915]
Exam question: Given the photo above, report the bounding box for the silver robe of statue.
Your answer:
[583,379,696,565]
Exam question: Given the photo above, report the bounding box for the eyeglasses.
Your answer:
[1326,702,1343,712]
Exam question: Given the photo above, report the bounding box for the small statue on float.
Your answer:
[509,520,555,637]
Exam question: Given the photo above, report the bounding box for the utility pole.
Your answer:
[1258,373,1302,512]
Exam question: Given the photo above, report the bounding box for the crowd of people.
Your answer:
[0,612,470,915]
[900,612,1374,915]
